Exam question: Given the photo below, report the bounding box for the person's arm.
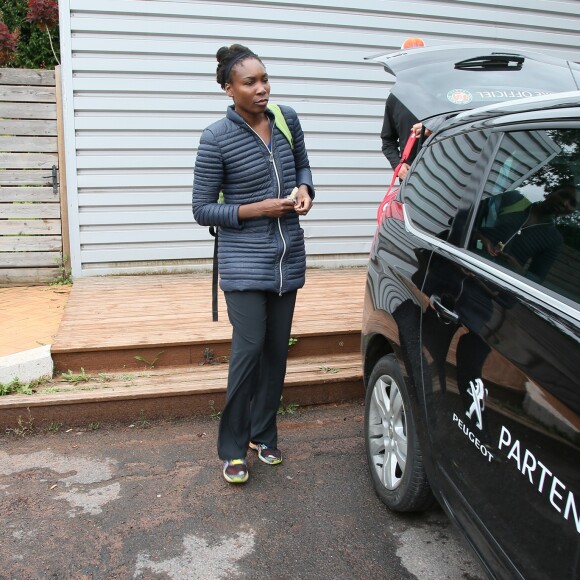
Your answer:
[280,106,314,215]
[192,128,242,228]
[238,198,296,220]
[380,95,401,170]
[282,106,314,198]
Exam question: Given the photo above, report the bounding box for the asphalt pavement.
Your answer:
[0,400,485,579]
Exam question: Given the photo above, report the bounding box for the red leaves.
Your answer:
[26,0,59,30]
[0,22,18,66]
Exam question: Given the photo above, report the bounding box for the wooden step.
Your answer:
[51,330,361,374]
[0,353,364,430]
[51,269,367,372]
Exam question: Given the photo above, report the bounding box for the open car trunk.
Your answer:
[367,44,580,121]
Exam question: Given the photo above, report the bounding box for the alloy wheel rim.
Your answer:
[367,373,408,490]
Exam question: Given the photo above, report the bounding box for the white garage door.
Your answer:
[58,0,580,277]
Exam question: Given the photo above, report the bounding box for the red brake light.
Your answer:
[376,188,404,223]
[385,199,404,221]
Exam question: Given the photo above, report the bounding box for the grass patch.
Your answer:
[0,375,51,396]
[0,378,34,396]
[135,411,150,428]
[49,254,73,286]
[135,352,164,369]
[43,387,65,394]
[278,402,299,415]
[5,412,35,437]
[208,399,221,419]
[199,348,229,366]
[61,368,90,383]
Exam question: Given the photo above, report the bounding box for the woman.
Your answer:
[192,44,314,484]
[474,186,577,283]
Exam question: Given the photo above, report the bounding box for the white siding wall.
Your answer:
[58,0,580,277]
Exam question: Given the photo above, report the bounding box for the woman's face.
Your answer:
[225,58,270,118]
[543,188,578,215]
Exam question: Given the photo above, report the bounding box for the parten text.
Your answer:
[499,425,579,535]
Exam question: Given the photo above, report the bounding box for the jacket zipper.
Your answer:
[246,120,287,295]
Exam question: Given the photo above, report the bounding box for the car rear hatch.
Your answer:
[367,44,580,121]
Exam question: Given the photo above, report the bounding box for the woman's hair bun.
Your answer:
[215,44,260,89]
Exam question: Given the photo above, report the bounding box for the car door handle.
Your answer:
[430,295,460,324]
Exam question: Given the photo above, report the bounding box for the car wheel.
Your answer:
[365,354,435,512]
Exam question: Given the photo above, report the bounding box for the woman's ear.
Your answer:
[225,83,233,98]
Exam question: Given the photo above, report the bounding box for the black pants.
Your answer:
[218,290,297,460]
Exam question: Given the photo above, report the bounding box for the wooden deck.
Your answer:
[2,268,368,429]
[51,268,367,372]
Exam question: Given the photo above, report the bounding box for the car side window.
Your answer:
[404,130,490,239]
[469,128,580,305]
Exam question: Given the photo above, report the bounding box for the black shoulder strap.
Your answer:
[209,226,219,322]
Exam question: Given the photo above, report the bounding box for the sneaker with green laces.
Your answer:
[222,459,249,484]
[249,442,282,465]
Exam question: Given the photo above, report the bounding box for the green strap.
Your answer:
[499,198,532,215]
[268,103,293,151]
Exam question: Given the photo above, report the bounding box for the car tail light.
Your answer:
[376,188,404,223]
[383,199,404,221]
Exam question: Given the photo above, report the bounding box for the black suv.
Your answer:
[362,45,580,579]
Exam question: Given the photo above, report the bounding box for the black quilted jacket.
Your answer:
[192,105,315,293]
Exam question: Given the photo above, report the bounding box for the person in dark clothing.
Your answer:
[380,38,426,179]
[381,93,419,180]
[192,44,314,484]
[474,186,578,283]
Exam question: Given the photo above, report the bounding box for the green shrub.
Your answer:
[0,0,60,69]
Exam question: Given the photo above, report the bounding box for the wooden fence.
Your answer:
[0,68,66,286]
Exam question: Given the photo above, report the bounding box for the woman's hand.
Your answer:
[483,237,500,257]
[476,233,499,257]
[259,198,296,218]
[293,185,313,216]
[237,186,313,221]
[238,198,296,220]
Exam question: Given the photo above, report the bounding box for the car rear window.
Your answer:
[403,130,490,239]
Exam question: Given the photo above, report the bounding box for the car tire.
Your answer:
[365,354,435,512]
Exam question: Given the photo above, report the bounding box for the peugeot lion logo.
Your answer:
[466,378,487,430]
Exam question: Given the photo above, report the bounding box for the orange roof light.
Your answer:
[401,37,425,50]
